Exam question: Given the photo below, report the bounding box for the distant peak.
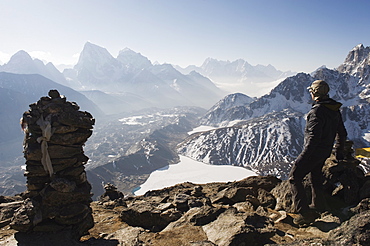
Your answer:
[6,50,33,65]
[205,57,218,62]
[224,92,253,102]
[188,70,205,77]
[120,47,135,53]
[84,41,98,47]
[78,42,114,64]
[202,57,221,64]
[83,42,107,51]
[118,48,142,57]
[117,48,152,68]
[11,50,32,59]
[337,43,370,74]
[354,43,364,50]
[201,58,228,68]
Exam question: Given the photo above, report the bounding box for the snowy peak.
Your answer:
[9,50,33,63]
[200,58,253,76]
[211,93,255,111]
[64,42,225,110]
[0,50,68,86]
[337,44,370,77]
[76,42,118,68]
[200,93,255,126]
[201,58,229,73]
[1,50,36,73]
[150,63,182,78]
[117,48,152,70]
[72,42,122,89]
[199,57,290,78]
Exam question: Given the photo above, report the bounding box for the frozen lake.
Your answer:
[134,155,257,196]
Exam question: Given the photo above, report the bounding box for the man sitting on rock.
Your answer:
[289,80,347,226]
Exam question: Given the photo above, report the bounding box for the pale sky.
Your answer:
[0,0,369,72]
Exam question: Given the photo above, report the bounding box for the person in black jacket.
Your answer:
[289,80,347,226]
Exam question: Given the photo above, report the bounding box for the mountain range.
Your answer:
[175,58,296,97]
[178,44,370,178]
[0,42,295,115]
[63,42,228,113]
[0,42,368,198]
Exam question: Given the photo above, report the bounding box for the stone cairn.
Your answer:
[10,90,95,240]
[98,183,125,208]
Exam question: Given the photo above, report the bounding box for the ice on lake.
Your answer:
[134,155,256,196]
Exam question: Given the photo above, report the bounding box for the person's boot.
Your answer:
[309,204,326,213]
[293,210,320,227]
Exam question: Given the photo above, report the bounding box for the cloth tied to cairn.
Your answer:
[36,114,54,177]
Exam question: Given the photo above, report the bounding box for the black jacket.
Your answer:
[299,98,347,161]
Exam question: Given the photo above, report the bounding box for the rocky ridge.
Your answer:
[1,144,370,245]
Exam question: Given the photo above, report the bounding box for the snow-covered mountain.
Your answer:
[200,93,255,126]
[63,42,225,112]
[179,109,304,179]
[0,51,69,87]
[201,72,314,126]
[1,42,368,197]
[0,42,296,115]
[178,44,370,178]
[117,48,152,70]
[337,44,370,78]
[175,58,296,97]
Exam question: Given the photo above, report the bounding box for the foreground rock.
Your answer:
[1,146,369,245]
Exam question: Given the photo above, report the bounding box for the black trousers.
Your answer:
[289,154,327,214]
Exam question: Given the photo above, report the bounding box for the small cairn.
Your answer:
[98,183,125,208]
[11,90,95,240]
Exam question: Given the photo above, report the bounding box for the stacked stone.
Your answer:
[11,90,95,240]
[98,183,125,208]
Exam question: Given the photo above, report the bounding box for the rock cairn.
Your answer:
[98,183,125,208]
[10,90,95,240]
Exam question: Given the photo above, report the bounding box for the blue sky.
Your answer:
[0,0,369,72]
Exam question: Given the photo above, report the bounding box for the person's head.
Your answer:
[307,80,329,101]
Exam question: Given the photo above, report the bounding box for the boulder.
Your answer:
[202,207,275,246]
[329,210,370,245]
[120,201,182,232]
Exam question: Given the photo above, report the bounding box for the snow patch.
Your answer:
[188,125,217,135]
[134,155,256,196]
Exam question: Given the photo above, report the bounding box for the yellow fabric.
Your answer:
[36,115,54,177]
[355,148,370,158]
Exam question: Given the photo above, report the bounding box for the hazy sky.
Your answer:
[0,0,369,72]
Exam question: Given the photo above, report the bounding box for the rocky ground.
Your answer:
[1,153,370,245]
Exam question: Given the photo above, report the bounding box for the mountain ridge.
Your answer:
[63,42,226,112]
[175,57,296,97]
[0,43,368,201]
[178,44,370,177]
